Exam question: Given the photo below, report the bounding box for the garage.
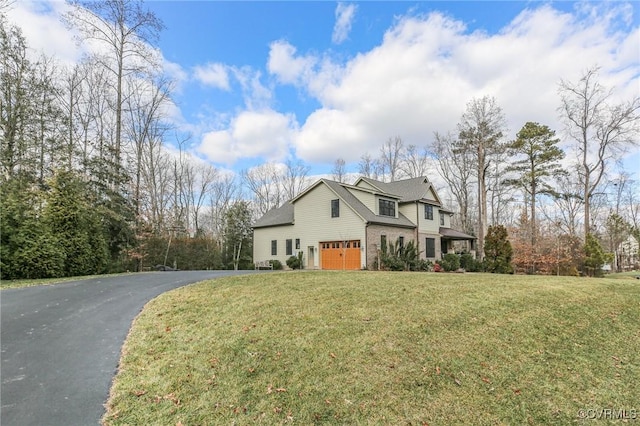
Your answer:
[320,240,361,270]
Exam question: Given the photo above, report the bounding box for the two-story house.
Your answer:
[252,176,476,270]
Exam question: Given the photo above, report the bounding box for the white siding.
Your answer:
[425,187,438,202]
[347,187,376,213]
[410,202,440,234]
[253,225,297,267]
[355,180,379,191]
[295,183,367,268]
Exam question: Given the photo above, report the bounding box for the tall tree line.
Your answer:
[0,3,251,278]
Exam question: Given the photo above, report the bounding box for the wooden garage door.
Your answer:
[320,240,361,270]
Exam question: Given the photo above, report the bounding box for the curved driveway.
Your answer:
[1,270,260,426]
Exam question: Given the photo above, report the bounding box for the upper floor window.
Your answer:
[331,199,340,218]
[425,204,433,220]
[379,199,396,217]
[440,212,445,226]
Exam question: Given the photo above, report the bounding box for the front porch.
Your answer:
[439,227,477,259]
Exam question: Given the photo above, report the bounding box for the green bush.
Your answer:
[440,253,461,272]
[379,238,420,271]
[582,233,609,277]
[460,253,481,272]
[286,253,303,270]
[416,259,433,272]
[269,259,283,270]
[484,225,514,274]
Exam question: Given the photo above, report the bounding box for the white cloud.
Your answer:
[197,110,297,165]
[333,3,357,44]
[274,5,639,165]
[193,62,230,90]
[231,66,273,110]
[5,0,81,65]
[267,40,317,86]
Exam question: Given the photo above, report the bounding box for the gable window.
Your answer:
[425,238,436,258]
[331,199,340,218]
[271,240,277,256]
[286,239,293,256]
[379,199,396,217]
[425,204,433,220]
[440,212,445,226]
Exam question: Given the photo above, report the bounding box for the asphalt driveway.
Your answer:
[1,270,260,426]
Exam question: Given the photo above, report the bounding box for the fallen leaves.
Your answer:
[153,393,181,405]
[266,384,287,394]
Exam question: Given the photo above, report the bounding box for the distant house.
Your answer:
[252,176,476,270]
[617,234,639,271]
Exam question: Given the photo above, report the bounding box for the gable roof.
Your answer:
[254,178,416,229]
[355,176,444,206]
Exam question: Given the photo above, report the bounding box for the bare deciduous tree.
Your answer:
[431,132,475,235]
[457,96,507,260]
[282,158,310,200]
[332,158,347,183]
[399,144,430,179]
[64,0,164,164]
[380,135,404,182]
[558,66,640,240]
[243,163,284,218]
[358,153,382,180]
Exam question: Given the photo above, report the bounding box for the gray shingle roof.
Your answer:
[252,202,294,228]
[357,176,442,205]
[439,227,476,240]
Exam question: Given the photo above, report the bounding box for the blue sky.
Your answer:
[6,1,640,179]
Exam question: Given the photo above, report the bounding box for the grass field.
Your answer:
[102,271,639,425]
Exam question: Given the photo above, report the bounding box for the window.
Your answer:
[271,240,277,256]
[331,199,340,217]
[379,199,396,217]
[381,235,387,251]
[286,239,293,256]
[425,204,433,220]
[425,238,436,258]
[440,212,445,226]
[399,236,405,254]
[295,238,300,250]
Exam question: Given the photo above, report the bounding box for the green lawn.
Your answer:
[103,271,639,425]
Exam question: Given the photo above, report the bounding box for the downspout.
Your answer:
[365,223,369,270]
[415,201,420,254]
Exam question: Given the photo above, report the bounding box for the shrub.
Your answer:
[286,252,303,270]
[269,259,283,270]
[582,234,609,277]
[416,259,433,272]
[440,253,461,272]
[484,225,514,274]
[460,253,480,272]
[379,238,420,271]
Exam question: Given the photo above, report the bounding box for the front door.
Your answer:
[307,246,315,269]
[441,239,449,257]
